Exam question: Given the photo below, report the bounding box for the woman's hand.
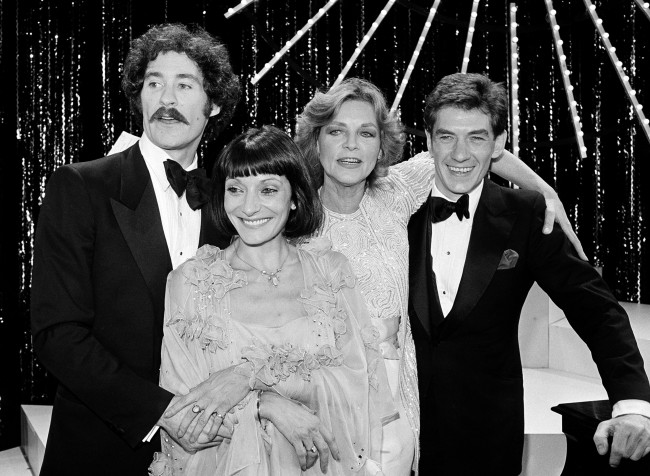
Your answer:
[540,188,588,261]
[260,391,340,473]
[158,399,230,454]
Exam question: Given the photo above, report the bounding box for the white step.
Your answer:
[0,447,32,476]
[521,368,608,475]
[549,301,650,379]
[20,405,51,476]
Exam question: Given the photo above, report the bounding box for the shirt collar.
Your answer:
[431,179,484,219]
[139,133,198,192]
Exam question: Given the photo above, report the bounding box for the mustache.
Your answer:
[149,107,189,125]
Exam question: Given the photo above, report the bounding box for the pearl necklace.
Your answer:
[234,244,291,287]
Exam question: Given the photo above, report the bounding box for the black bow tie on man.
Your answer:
[430,193,470,223]
[163,159,212,210]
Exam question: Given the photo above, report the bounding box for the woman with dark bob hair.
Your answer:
[295,78,585,474]
[151,125,395,475]
[210,125,323,238]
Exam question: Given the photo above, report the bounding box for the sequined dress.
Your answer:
[150,238,396,475]
[320,153,435,470]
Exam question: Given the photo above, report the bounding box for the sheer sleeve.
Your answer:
[156,245,254,475]
[384,151,435,217]
[290,238,399,470]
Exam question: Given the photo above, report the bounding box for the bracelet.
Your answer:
[255,390,262,423]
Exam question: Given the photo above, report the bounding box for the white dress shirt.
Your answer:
[139,133,202,270]
[139,133,202,442]
[429,178,650,419]
[430,181,483,317]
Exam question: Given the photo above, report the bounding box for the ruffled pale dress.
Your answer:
[320,153,435,474]
[151,238,397,475]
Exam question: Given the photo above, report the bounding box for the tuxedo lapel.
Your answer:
[444,180,516,328]
[409,199,445,336]
[110,144,172,320]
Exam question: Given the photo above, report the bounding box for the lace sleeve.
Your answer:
[387,151,435,217]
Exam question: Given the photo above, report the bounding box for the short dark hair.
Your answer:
[424,73,508,137]
[295,78,405,189]
[121,23,241,139]
[211,125,323,239]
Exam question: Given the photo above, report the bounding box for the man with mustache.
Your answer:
[30,24,241,475]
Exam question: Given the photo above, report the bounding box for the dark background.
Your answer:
[0,0,648,451]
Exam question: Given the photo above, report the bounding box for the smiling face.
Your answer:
[317,100,381,190]
[140,51,220,165]
[224,174,293,246]
[427,107,506,200]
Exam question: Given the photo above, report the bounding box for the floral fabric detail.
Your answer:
[361,324,380,351]
[167,245,246,352]
[148,452,173,476]
[181,245,247,299]
[300,236,333,256]
[238,339,343,387]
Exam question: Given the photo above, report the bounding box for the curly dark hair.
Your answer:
[121,23,241,140]
[211,125,323,239]
[294,78,405,190]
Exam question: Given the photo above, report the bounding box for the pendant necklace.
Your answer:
[234,244,291,287]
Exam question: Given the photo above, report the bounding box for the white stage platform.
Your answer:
[4,286,649,476]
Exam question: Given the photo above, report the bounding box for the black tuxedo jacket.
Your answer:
[408,179,650,476]
[31,144,228,475]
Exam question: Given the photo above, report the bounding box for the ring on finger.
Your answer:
[212,411,225,419]
[191,404,202,414]
[309,445,317,453]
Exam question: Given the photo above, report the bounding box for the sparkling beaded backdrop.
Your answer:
[0,0,648,449]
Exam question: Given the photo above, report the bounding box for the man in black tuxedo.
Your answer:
[30,24,242,475]
[408,73,650,475]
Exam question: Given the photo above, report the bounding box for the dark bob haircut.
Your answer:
[424,73,508,138]
[211,125,323,239]
[121,23,241,140]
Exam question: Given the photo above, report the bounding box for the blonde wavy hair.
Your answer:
[295,78,405,189]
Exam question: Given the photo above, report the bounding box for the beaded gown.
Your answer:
[150,238,396,475]
[320,153,435,472]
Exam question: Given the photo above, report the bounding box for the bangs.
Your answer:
[220,148,290,179]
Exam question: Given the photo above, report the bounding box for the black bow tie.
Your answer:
[430,194,470,223]
[163,159,211,210]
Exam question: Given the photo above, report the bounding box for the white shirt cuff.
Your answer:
[143,425,160,443]
[612,399,650,419]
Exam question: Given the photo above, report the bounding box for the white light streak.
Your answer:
[224,0,257,19]
[583,0,650,145]
[509,4,520,157]
[390,0,442,113]
[332,0,397,88]
[634,0,650,21]
[250,0,340,85]
[461,0,481,74]
[546,0,587,158]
